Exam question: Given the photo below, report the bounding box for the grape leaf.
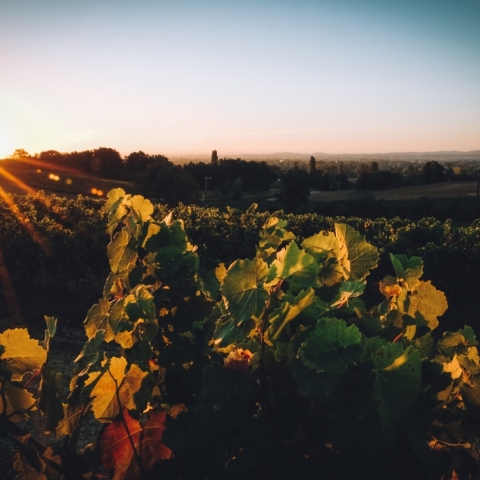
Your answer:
[437,331,470,358]
[302,232,343,287]
[100,407,172,480]
[220,258,269,323]
[299,317,363,378]
[108,228,137,274]
[389,253,423,291]
[267,241,317,290]
[129,195,153,223]
[124,286,156,323]
[38,365,64,434]
[408,281,448,331]
[55,404,85,439]
[268,288,316,340]
[372,344,422,428]
[84,299,114,342]
[0,329,46,381]
[335,223,379,280]
[256,217,295,260]
[106,188,126,212]
[74,329,106,371]
[329,280,366,309]
[85,357,149,421]
[0,381,36,422]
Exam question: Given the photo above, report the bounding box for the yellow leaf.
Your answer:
[0,329,46,381]
[85,357,149,421]
[0,381,36,422]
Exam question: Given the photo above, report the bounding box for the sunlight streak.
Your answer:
[0,186,51,255]
[10,157,84,176]
[0,166,38,195]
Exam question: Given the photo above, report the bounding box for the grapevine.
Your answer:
[1,188,480,479]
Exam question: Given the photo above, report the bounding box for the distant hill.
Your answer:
[170,150,480,163]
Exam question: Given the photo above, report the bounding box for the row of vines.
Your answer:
[0,189,479,478]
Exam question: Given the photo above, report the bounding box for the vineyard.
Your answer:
[1,190,480,479]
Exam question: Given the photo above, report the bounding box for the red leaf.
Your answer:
[100,407,172,480]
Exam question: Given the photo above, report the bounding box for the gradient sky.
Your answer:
[0,0,479,158]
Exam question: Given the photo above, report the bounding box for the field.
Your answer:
[309,180,479,201]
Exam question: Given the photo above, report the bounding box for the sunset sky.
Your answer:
[0,0,479,158]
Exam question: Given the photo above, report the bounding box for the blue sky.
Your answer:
[0,0,479,157]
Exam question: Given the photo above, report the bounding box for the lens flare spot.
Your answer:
[91,188,98,195]
[36,169,42,173]
[96,190,104,196]
[65,178,72,185]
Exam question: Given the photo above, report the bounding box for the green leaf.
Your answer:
[389,253,423,291]
[290,359,334,399]
[268,288,316,340]
[107,228,136,274]
[256,217,295,260]
[267,241,317,291]
[84,299,114,342]
[74,330,106,371]
[437,331,470,358]
[124,286,156,323]
[302,231,343,287]
[407,281,448,331]
[43,316,57,351]
[329,279,366,309]
[0,329,47,381]
[213,316,256,348]
[220,258,269,323]
[372,344,422,428]
[335,223,379,280]
[299,317,363,378]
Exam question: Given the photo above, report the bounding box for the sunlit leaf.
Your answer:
[100,407,172,480]
[221,258,269,322]
[0,329,46,381]
[335,223,379,280]
[389,254,423,291]
[256,217,295,260]
[85,357,149,421]
[84,299,114,342]
[268,288,316,340]
[0,380,36,422]
[108,228,136,274]
[408,280,448,331]
[267,241,317,290]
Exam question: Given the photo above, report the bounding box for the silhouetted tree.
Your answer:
[211,150,218,165]
[278,167,310,212]
[421,161,446,184]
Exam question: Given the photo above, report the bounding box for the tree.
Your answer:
[421,161,446,184]
[135,162,200,206]
[211,150,218,165]
[91,147,125,179]
[9,149,30,159]
[278,167,310,212]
